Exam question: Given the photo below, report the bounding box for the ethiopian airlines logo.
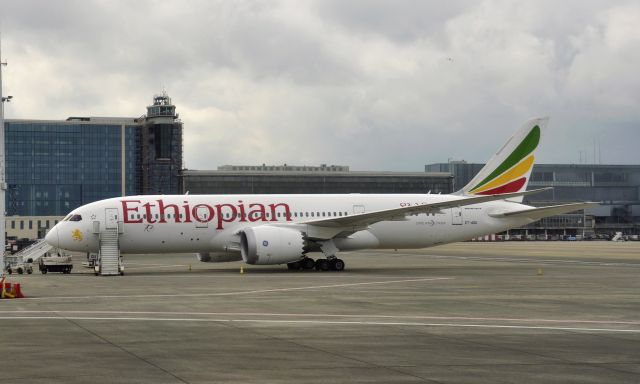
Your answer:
[71,229,83,241]
[121,199,293,230]
[469,125,540,195]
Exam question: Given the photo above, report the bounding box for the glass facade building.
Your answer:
[4,93,183,238]
[5,120,138,216]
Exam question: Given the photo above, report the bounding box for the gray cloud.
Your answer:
[1,0,639,170]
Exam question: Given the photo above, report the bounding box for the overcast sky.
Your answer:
[1,0,639,171]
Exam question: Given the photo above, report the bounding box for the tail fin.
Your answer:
[456,117,547,202]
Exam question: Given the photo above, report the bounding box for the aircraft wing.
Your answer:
[488,202,599,221]
[301,188,552,229]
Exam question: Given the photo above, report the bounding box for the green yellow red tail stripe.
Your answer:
[468,125,540,195]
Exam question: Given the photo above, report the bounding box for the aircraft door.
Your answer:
[451,207,463,225]
[105,208,119,229]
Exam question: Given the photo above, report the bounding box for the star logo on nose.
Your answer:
[71,229,83,241]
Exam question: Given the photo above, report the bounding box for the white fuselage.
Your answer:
[46,193,533,260]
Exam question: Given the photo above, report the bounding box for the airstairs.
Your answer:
[98,229,121,276]
[13,239,53,263]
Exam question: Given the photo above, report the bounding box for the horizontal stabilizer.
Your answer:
[489,202,599,221]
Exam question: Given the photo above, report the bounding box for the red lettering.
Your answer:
[143,202,156,223]
[238,200,247,222]
[248,203,266,222]
[192,204,214,223]
[121,200,142,223]
[157,200,181,223]
[122,199,292,229]
[215,204,237,230]
[182,201,192,223]
[269,203,291,221]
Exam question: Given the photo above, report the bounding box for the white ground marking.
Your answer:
[0,316,638,333]
[1,310,639,326]
[124,264,190,270]
[98,274,441,279]
[387,253,640,268]
[10,277,453,301]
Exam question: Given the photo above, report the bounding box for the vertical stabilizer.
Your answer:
[456,118,547,202]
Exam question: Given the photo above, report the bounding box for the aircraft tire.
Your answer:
[316,259,330,271]
[331,259,345,271]
[301,257,315,270]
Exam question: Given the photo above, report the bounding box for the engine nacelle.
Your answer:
[240,226,305,265]
[197,252,242,263]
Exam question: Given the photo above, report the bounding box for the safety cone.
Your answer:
[1,277,24,299]
[240,266,244,274]
[537,268,544,276]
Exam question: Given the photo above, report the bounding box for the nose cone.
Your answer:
[45,226,59,248]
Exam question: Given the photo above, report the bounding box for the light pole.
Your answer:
[0,41,8,277]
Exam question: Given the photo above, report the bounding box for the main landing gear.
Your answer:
[287,257,345,272]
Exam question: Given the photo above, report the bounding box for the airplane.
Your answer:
[45,118,596,271]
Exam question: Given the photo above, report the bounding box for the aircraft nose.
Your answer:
[45,226,59,247]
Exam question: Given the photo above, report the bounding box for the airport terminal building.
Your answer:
[4,93,183,238]
[182,165,452,195]
[427,162,640,237]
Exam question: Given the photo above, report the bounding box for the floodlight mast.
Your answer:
[0,39,6,277]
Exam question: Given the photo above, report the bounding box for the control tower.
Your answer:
[140,91,183,194]
[146,92,178,120]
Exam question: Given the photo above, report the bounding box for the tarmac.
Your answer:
[1,241,639,383]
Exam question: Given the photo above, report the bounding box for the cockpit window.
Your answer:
[63,214,72,221]
[68,214,82,222]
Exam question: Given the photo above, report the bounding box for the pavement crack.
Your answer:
[218,320,444,384]
[60,315,191,384]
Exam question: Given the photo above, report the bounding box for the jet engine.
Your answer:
[240,225,306,265]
